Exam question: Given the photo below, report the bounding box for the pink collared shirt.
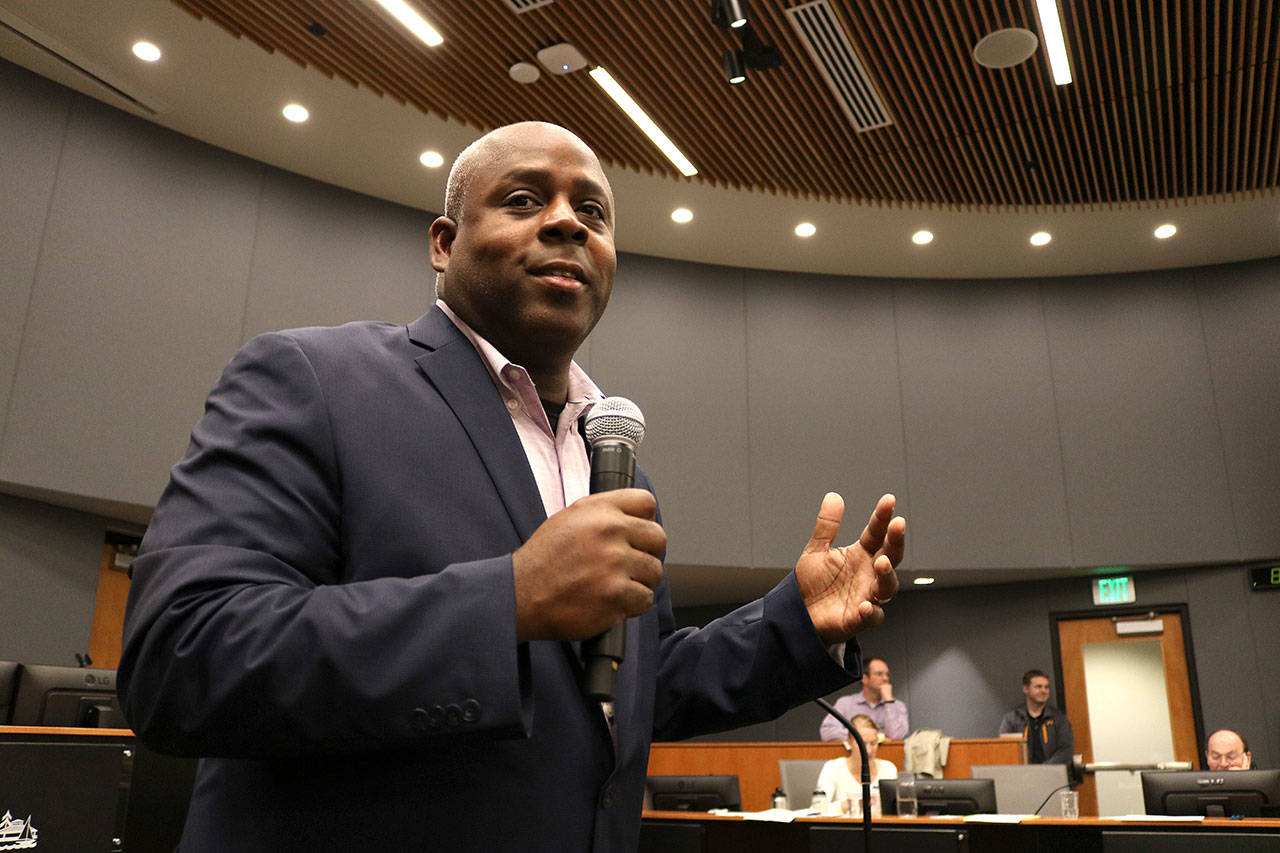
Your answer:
[437,301,618,746]
[436,299,603,520]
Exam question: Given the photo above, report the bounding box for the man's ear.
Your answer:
[429,215,457,273]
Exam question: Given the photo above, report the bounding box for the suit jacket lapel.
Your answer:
[408,310,597,700]
[408,308,547,543]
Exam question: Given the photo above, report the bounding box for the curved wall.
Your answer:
[3,58,1279,579]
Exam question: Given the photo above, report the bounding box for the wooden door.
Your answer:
[88,541,135,669]
[1056,610,1200,816]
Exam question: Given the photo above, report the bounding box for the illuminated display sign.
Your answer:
[1092,575,1136,606]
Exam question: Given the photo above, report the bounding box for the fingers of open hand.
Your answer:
[801,492,846,555]
[872,553,899,605]
[857,493,896,556]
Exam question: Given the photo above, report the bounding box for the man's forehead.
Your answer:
[1209,732,1244,749]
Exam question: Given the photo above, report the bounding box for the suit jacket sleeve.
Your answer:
[649,571,860,742]
[119,330,532,757]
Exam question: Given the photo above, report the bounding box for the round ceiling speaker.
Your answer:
[973,28,1039,69]
[508,61,541,84]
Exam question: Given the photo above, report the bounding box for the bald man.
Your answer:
[120,122,905,852]
[1205,729,1252,770]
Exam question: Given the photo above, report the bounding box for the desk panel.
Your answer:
[647,739,1024,810]
[641,812,1280,853]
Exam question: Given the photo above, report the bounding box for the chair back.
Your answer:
[778,758,829,808]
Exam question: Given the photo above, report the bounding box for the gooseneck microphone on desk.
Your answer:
[815,697,874,851]
[581,397,646,702]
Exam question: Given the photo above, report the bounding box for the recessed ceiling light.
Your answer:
[1154,223,1177,239]
[913,577,936,585]
[1029,231,1052,246]
[795,222,816,238]
[282,103,309,123]
[588,67,698,177]
[132,41,161,62]
[419,151,445,168]
[912,230,934,245]
[369,0,443,47]
[671,208,693,224]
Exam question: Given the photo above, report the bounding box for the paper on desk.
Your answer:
[706,808,797,822]
[963,814,1035,823]
[1115,814,1205,822]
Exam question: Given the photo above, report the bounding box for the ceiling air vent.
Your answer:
[785,0,892,132]
[501,0,556,12]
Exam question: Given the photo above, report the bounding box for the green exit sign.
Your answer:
[1093,575,1136,605]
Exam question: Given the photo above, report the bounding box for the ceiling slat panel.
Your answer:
[164,0,1278,209]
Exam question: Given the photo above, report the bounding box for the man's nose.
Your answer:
[540,198,588,243]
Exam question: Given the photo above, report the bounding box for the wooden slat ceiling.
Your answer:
[171,0,1280,210]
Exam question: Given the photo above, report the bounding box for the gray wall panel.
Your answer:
[742,270,908,569]
[589,254,752,567]
[0,493,106,665]
[0,96,262,507]
[679,563,1278,763]
[1193,259,1280,558]
[241,167,436,340]
[0,62,69,451]
[896,280,1071,570]
[1182,568,1275,770]
[1043,270,1235,567]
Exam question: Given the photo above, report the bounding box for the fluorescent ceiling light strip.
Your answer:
[1035,0,1072,84]
[370,0,443,47]
[589,67,698,177]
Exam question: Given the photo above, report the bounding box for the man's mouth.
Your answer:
[531,262,588,288]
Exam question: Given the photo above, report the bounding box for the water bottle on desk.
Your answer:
[896,773,918,817]
[809,789,829,813]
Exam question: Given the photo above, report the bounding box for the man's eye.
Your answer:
[506,194,537,208]
[579,202,606,219]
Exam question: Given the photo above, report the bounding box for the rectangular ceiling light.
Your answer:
[1034,0,1072,85]
[369,0,443,47]
[588,67,698,177]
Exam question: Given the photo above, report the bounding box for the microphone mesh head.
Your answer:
[584,396,645,447]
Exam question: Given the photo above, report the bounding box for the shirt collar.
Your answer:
[436,298,604,407]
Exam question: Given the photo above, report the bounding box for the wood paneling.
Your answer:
[170,1,1280,209]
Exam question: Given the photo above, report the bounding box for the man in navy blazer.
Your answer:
[119,122,905,851]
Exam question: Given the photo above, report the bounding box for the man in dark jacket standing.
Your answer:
[999,669,1074,764]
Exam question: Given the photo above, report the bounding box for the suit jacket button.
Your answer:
[461,699,481,723]
[410,708,430,733]
[426,704,445,728]
[445,703,462,727]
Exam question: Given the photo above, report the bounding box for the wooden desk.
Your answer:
[647,739,1025,811]
[641,811,1280,853]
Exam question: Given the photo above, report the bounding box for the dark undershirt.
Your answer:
[540,398,565,429]
[1028,710,1046,763]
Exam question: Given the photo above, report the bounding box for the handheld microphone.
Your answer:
[580,396,645,701]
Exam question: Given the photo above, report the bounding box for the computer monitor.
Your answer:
[880,777,998,815]
[645,775,742,811]
[9,664,126,728]
[0,661,19,723]
[1140,769,1280,818]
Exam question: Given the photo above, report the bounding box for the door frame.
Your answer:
[1048,603,1207,763]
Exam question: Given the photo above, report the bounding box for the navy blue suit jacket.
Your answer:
[119,306,859,851]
